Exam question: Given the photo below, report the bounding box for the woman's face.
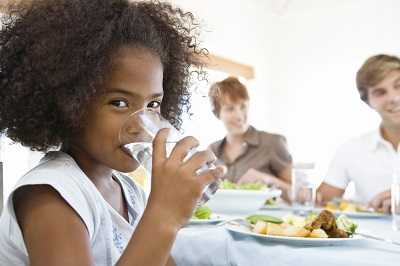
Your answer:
[218,97,249,136]
[368,70,400,129]
[72,46,164,173]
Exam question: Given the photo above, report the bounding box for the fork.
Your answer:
[216,218,252,228]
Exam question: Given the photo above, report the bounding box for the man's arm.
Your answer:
[316,182,345,205]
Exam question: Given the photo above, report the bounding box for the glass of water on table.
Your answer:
[291,162,316,214]
[119,108,220,206]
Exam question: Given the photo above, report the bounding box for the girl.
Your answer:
[0,0,224,265]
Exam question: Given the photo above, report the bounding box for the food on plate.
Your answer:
[324,199,372,213]
[192,205,212,220]
[248,210,357,238]
[304,210,350,238]
[246,214,283,225]
[264,197,277,206]
[219,179,268,190]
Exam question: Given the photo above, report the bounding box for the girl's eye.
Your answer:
[147,100,161,109]
[110,100,128,108]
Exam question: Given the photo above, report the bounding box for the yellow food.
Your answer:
[309,229,329,238]
[253,221,268,234]
[266,223,310,237]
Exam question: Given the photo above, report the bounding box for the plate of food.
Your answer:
[187,206,226,225]
[225,210,362,245]
[323,199,387,218]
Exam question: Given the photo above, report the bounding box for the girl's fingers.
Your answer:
[197,165,226,186]
[152,128,170,166]
[168,136,199,163]
[181,150,216,173]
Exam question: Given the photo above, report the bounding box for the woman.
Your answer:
[208,77,292,200]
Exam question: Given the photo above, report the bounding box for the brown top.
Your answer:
[209,126,292,183]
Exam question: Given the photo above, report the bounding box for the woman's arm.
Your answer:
[237,167,292,201]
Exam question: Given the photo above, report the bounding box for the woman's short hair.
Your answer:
[208,76,249,117]
[356,54,400,103]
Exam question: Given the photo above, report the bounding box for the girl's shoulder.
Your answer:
[3,151,107,240]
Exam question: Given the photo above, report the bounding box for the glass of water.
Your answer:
[119,108,220,205]
[392,168,400,231]
[291,162,316,214]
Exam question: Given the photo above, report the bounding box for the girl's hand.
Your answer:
[147,128,225,228]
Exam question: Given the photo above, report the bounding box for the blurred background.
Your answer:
[1,0,400,201]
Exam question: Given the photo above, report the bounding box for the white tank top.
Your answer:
[0,151,147,266]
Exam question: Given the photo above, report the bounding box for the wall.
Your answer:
[262,0,400,178]
[2,0,400,201]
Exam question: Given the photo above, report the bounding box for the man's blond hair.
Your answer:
[356,54,400,103]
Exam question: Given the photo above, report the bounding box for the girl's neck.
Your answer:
[62,145,114,186]
[381,124,400,150]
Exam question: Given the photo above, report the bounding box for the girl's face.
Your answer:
[218,97,249,136]
[368,70,400,129]
[73,46,164,173]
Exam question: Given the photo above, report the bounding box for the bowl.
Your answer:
[205,188,282,215]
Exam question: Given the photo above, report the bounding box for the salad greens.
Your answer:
[246,214,283,225]
[219,180,268,190]
[336,214,358,234]
[192,205,212,220]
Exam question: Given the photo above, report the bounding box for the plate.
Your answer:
[188,214,226,225]
[330,210,387,218]
[225,224,363,246]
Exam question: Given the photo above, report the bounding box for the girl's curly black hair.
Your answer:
[0,0,206,152]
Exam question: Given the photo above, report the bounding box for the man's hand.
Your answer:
[368,190,391,213]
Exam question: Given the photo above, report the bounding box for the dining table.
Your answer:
[171,208,400,266]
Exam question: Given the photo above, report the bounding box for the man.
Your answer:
[318,54,400,213]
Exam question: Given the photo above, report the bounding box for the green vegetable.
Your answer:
[219,180,267,190]
[336,215,358,234]
[264,197,277,206]
[305,211,318,224]
[220,180,237,189]
[192,205,212,220]
[246,214,283,225]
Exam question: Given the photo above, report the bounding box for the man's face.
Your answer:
[367,70,400,128]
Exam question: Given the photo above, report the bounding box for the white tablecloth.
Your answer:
[172,210,400,266]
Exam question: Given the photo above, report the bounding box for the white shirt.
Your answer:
[324,129,400,203]
[0,151,147,266]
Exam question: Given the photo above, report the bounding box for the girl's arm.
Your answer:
[14,185,94,266]
[15,185,177,266]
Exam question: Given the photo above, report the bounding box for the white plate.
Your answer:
[225,224,363,246]
[331,210,387,218]
[188,214,226,225]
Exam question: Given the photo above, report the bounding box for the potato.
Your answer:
[253,220,268,234]
[309,229,329,238]
[282,225,310,237]
[266,223,286,236]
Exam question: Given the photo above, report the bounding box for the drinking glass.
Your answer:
[291,162,316,214]
[392,169,400,231]
[119,109,220,205]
